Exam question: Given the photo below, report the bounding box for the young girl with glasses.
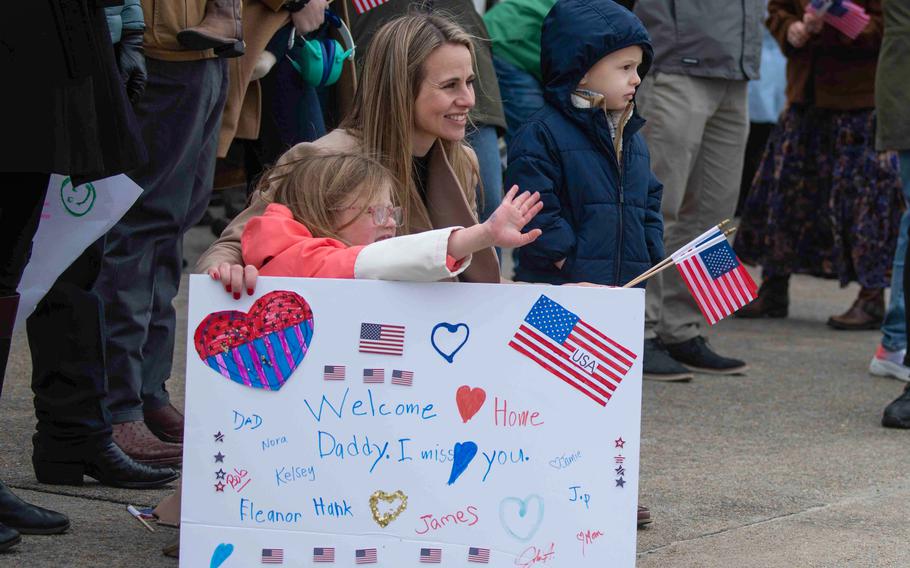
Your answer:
[238,147,543,281]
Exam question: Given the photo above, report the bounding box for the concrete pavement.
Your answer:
[1,224,908,567]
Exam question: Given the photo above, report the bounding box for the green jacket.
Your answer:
[876,0,910,151]
[483,0,556,83]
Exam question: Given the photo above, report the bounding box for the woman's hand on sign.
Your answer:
[209,262,258,299]
[484,185,544,248]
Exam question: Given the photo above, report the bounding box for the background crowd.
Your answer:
[0,0,907,557]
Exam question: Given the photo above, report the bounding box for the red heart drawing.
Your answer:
[194,290,314,390]
[456,385,486,423]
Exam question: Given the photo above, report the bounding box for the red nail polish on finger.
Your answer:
[233,292,241,300]
[226,285,231,293]
[247,288,254,296]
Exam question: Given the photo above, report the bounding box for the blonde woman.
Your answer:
[198,12,501,292]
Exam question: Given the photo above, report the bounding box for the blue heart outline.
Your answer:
[430,322,470,364]
[447,441,478,485]
[210,542,234,568]
[499,495,545,542]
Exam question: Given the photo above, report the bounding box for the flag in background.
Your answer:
[355,548,377,564]
[359,322,405,355]
[391,369,413,386]
[261,548,284,564]
[352,0,390,15]
[468,547,491,563]
[509,295,637,407]
[363,368,384,384]
[809,0,870,39]
[419,548,442,563]
[673,234,757,325]
[323,365,346,381]
[313,547,335,563]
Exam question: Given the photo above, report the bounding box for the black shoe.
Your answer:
[0,481,69,535]
[882,384,910,429]
[0,522,20,552]
[737,275,789,319]
[665,336,748,375]
[33,440,180,490]
[642,339,693,382]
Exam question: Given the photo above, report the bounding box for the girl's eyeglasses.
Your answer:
[335,205,403,226]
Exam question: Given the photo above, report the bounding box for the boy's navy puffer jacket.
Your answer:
[506,0,664,286]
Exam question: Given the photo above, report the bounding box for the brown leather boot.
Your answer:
[176,0,244,58]
[112,421,183,467]
[144,403,184,444]
[737,275,789,318]
[827,287,885,330]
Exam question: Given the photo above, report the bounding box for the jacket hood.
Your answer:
[541,0,653,118]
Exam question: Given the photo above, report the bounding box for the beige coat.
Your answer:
[217,0,358,157]
[196,129,501,283]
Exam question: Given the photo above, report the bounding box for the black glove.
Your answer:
[116,30,147,104]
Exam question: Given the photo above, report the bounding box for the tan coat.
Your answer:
[141,0,215,61]
[218,0,359,157]
[197,129,501,283]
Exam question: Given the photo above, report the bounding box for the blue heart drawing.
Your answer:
[210,543,234,568]
[499,495,545,542]
[431,322,470,364]
[447,441,478,485]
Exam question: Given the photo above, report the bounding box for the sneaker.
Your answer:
[882,384,910,429]
[642,339,694,382]
[868,345,910,382]
[665,336,748,375]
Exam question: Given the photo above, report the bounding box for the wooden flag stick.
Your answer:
[623,226,737,288]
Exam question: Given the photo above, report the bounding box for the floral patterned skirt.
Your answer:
[734,105,904,288]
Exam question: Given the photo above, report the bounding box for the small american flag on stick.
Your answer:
[673,230,757,325]
[359,323,405,355]
[352,0,390,15]
[323,365,345,381]
[808,0,870,39]
[509,295,637,407]
[391,369,413,386]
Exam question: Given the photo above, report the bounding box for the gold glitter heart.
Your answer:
[369,490,408,528]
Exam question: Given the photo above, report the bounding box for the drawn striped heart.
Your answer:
[194,290,314,391]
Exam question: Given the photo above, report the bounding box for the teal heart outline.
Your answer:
[430,322,470,364]
[499,494,544,542]
[210,542,234,568]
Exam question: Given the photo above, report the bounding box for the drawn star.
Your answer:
[214,431,225,442]
[215,469,226,480]
[615,465,625,476]
[615,477,626,488]
[214,452,225,463]
[614,437,625,449]
[215,481,225,492]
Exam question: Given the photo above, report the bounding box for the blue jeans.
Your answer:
[881,151,910,351]
[465,123,503,224]
[492,55,545,146]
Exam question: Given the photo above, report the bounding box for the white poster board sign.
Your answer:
[15,174,142,329]
[182,276,644,567]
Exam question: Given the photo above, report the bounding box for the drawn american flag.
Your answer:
[673,232,757,325]
[355,548,377,564]
[313,547,335,563]
[352,0,390,15]
[468,547,490,563]
[391,369,413,386]
[261,548,284,564]
[323,365,346,381]
[809,0,870,39]
[359,323,405,355]
[509,295,637,407]
[363,368,384,384]
[419,548,442,563]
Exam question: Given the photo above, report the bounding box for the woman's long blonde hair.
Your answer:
[341,12,480,234]
[265,147,397,245]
